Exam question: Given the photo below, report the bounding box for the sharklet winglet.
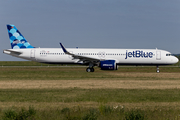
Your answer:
[59,43,68,53]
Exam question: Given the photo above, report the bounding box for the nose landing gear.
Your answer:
[156,65,159,73]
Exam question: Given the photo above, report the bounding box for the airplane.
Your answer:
[3,24,179,72]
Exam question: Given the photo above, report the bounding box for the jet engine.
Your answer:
[100,60,117,70]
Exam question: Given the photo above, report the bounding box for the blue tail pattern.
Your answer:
[7,24,34,49]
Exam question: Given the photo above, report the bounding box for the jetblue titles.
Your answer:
[125,50,153,59]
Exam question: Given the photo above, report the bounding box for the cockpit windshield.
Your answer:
[166,54,174,56]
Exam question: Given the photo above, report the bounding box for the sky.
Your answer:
[0,0,180,61]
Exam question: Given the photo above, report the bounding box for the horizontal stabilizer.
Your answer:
[3,49,22,55]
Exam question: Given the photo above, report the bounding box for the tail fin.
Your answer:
[7,24,34,49]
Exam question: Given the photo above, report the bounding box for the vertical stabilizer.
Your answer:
[7,24,34,49]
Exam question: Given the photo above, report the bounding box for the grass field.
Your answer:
[0,62,180,119]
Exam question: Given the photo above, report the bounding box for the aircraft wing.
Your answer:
[59,43,101,63]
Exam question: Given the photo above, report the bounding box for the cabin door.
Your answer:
[156,51,161,60]
[30,49,35,58]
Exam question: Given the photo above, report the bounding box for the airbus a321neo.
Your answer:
[3,25,179,72]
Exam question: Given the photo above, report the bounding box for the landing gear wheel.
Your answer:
[86,67,94,72]
[90,68,94,72]
[86,68,91,72]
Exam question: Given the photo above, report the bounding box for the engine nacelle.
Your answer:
[100,60,117,70]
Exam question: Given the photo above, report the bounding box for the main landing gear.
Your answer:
[86,67,94,72]
[86,63,94,72]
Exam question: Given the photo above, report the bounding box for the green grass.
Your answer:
[0,88,180,103]
[1,106,36,120]
[0,67,180,80]
[1,105,180,120]
[0,63,180,119]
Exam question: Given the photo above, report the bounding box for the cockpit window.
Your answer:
[166,54,173,56]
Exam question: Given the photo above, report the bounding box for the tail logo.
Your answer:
[7,24,34,49]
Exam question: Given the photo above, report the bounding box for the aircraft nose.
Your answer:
[173,56,179,64]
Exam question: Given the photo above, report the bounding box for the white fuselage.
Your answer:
[4,48,179,65]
